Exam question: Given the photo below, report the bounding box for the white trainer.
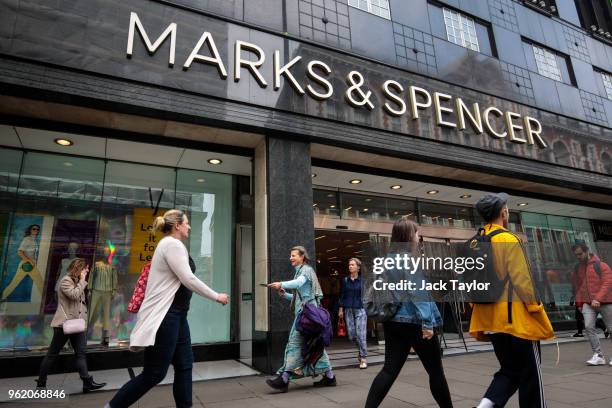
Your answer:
[586,353,606,366]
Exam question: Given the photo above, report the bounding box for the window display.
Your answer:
[0,147,235,353]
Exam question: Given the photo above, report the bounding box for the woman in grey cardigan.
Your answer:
[35,258,106,393]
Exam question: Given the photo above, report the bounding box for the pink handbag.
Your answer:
[60,304,86,335]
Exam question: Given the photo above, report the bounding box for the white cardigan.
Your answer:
[129,236,219,350]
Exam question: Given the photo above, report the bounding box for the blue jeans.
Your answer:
[110,307,193,408]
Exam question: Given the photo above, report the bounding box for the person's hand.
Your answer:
[591,300,601,309]
[79,266,89,282]
[268,282,282,290]
[216,293,229,305]
[422,328,434,340]
[277,288,286,297]
[338,308,344,319]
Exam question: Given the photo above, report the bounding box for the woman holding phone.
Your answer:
[36,258,106,393]
[265,246,336,393]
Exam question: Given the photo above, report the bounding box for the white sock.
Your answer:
[477,398,495,408]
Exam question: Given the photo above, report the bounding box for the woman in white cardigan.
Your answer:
[106,210,229,408]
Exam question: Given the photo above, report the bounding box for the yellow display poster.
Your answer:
[128,208,167,274]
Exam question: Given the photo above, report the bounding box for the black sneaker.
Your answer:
[573,332,584,337]
[313,375,336,387]
[266,376,288,393]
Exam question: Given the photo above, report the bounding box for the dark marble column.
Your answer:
[252,135,315,374]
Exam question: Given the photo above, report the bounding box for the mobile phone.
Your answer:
[259,283,269,287]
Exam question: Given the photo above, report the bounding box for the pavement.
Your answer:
[2,339,612,407]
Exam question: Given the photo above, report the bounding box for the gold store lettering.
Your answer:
[126,11,547,149]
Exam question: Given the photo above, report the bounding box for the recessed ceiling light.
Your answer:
[312,173,317,178]
[427,190,439,195]
[54,138,73,146]
[207,158,222,165]
[365,198,372,202]
[518,202,529,207]
[349,179,362,184]
[330,205,336,208]
[312,203,318,207]
[327,193,334,198]
[363,208,369,211]
[196,178,205,183]
[63,162,73,167]
[390,185,402,190]
[460,194,471,199]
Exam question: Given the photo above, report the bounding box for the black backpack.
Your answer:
[462,228,511,304]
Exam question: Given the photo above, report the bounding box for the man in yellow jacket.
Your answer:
[470,193,554,408]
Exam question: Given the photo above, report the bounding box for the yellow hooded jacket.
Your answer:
[469,224,554,342]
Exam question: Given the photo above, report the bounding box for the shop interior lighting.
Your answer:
[207,158,222,165]
[349,179,362,184]
[54,138,73,146]
[427,190,439,195]
[390,185,402,190]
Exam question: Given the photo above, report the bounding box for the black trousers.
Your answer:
[484,333,546,408]
[365,322,452,408]
[38,327,89,381]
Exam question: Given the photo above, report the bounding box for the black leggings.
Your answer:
[365,322,453,408]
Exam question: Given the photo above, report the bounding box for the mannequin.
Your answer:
[54,242,79,292]
[88,246,117,347]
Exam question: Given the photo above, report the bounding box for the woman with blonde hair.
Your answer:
[106,209,229,408]
[339,257,368,369]
[36,258,106,393]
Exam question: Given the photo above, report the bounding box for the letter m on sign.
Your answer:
[126,12,177,67]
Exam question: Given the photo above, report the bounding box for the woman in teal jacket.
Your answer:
[266,246,336,393]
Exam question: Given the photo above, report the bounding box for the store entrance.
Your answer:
[314,229,381,344]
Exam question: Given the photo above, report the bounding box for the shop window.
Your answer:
[313,189,340,218]
[574,0,612,42]
[524,41,575,85]
[341,192,415,221]
[348,0,391,20]
[0,148,236,352]
[1,152,105,350]
[176,170,233,344]
[443,7,480,52]
[419,201,473,228]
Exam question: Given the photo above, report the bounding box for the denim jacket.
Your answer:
[386,252,443,329]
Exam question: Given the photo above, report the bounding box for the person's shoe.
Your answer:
[609,359,612,367]
[34,379,46,389]
[605,330,610,339]
[586,353,606,366]
[266,376,288,393]
[313,375,336,387]
[573,332,584,337]
[82,376,106,393]
[359,358,368,369]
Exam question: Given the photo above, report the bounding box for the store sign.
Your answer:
[128,208,166,274]
[126,12,547,149]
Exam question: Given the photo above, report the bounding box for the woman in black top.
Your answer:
[338,258,368,369]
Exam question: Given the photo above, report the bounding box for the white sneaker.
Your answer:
[586,353,606,366]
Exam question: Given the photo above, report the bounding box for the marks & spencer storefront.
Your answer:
[0,0,611,375]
